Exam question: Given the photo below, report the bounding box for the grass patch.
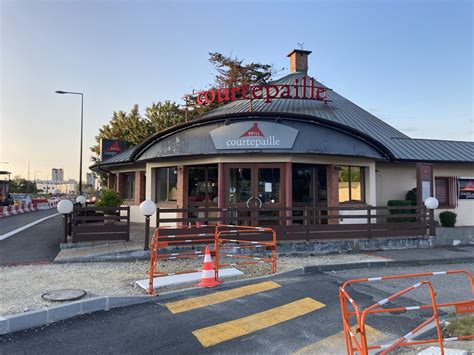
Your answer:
[446,316,474,337]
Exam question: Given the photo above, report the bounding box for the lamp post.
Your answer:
[424,197,439,236]
[140,200,157,250]
[55,90,84,195]
[57,199,74,243]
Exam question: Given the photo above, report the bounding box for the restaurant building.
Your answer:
[91,49,473,229]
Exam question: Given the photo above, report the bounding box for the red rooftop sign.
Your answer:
[194,76,329,105]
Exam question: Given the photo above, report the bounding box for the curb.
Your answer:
[0,296,155,336]
[303,257,474,275]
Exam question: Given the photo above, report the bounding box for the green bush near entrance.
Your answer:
[387,200,415,222]
[439,211,457,227]
[95,189,123,208]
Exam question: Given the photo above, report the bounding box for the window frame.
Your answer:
[187,165,218,207]
[122,172,136,201]
[338,166,366,204]
[154,167,178,203]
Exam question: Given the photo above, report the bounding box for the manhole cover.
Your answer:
[41,289,86,302]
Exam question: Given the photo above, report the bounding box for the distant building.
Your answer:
[52,168,64,183]
[86,172,96,190]
[36,179,78,195]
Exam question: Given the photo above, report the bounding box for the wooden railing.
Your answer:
[71,206,130,242]
[155,205,431,241]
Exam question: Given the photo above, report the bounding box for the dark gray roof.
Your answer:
[91,72,473,170]
[201,72,473,163]
[90,146,137,170]
[202,72,409,142]
[387,138,474,163]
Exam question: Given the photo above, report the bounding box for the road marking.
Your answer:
[192,297,326,347]
[293,325,387,355]
[166,281,281,314]
[0,213,60,241]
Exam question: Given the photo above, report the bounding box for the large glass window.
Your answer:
[292,165,328,205]
[155,167,177,202]
[338,166,365,203]
[229,168,251,203]
[122,173,135,200]
[258,168,280,204]
[292,166,313,204]
[188,166,218,206]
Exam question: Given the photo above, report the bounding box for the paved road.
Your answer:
[3,262,468,354]
[0,210,62,265]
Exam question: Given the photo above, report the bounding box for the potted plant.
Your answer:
[95,189,123,224]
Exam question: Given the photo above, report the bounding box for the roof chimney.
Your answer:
[287,49,312,74]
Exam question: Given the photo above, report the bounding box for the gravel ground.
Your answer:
[1,252,388,316]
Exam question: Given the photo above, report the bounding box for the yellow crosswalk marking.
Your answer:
[166,281,281,314]
[192,297,326,347]
[293,325,387,355]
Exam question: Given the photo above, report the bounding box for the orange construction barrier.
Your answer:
[147,225,216,294]
[214,225,277,281]
[198,245,221,288]
[339,269,474,354]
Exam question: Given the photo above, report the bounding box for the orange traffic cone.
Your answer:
[198,245,222,288]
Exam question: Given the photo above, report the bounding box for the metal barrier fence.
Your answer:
[339,270,474,354]
[214,225,277,280]
[147,224,277,294]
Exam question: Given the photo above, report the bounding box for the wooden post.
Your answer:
[367,207,372,239]
[218,163,225,224]
[429,208,436,236]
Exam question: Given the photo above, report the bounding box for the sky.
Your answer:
[1,0,472,181]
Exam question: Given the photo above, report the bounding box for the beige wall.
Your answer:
[376,162,474,226]
[433,165,474,227]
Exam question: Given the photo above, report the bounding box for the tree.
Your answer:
[9,176,37,194]
[208,52,274,87]
[90,52,275,162]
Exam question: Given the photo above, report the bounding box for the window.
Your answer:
[188,166,218,206]
[155,167,177,202]
[338,166,365,203]
[122,173,135,200]
[435,176,458,208]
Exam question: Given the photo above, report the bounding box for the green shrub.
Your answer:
[439,211,457,227]
[405,188,417,206]
[387,200,415,222]
[95,189,123,208]
[446,316,474,337]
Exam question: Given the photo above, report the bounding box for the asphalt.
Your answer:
[0,210,62,265]
[0,266,449,355]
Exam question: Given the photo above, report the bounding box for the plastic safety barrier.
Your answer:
[147,224,216,294]
[339,269,474,354]
[147,224,277,295]
[214,225,277,280]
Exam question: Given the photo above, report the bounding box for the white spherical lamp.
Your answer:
[140,200,156,217]
[57,200,74,214]
[76,195,86,206]
[424,197,439,210]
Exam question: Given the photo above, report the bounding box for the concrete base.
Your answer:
[434,226,474,247]
[136,268,244,290]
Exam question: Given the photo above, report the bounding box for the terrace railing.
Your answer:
[71,206,130,243]
[155,205,430,241]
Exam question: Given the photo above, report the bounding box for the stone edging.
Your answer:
[2,256,473,336]
[0,296,155,336]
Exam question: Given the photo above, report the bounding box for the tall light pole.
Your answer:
[55,90,84,195]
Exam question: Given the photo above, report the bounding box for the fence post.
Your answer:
[367,207,372,239]
[429,208,436,236]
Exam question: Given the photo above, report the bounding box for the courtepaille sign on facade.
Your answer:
[210,121,298,150]
[195,76,329,105]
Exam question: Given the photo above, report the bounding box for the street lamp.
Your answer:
[55,90,84,195]
[76,195,86,206]
[140,200,157,250]
[57,199,74,243]
[424,197,439,236]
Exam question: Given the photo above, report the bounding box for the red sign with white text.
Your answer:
[194,76,329,106]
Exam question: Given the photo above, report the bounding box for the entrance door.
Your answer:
[226,164,284,225]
